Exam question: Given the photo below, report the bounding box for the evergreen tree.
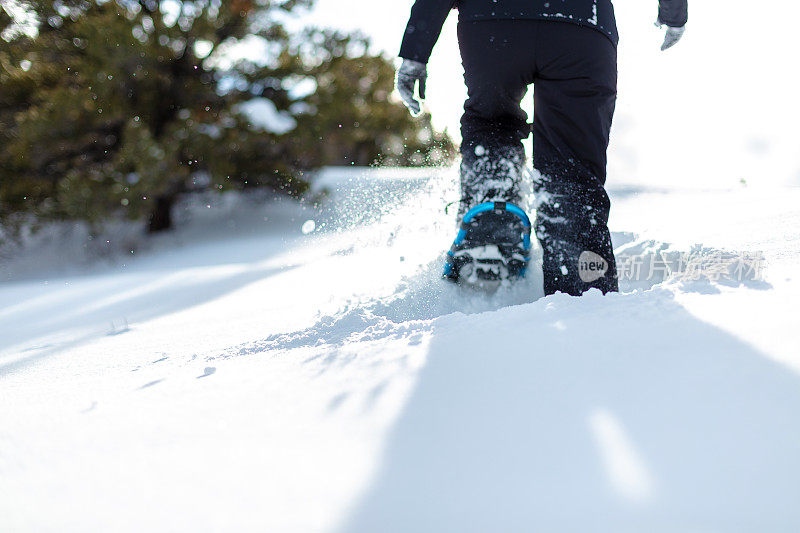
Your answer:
[286,29,454,169]
[0,0,454,236]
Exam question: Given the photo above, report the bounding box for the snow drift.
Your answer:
[2,166,800,532]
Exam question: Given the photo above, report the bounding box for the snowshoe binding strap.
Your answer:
[443,201,532,288]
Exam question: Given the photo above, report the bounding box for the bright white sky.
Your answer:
[295,0,800,190]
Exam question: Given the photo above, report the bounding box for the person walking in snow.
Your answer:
[395,0,687,295]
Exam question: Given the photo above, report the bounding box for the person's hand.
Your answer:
[655,19,685,51]
[395,59,427,116]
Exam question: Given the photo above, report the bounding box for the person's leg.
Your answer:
[457,20,534,218]
[532,22,618,296]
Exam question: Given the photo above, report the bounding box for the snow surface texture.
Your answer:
[2,167,800,532]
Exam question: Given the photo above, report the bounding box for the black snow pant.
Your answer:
[458,20,619,296]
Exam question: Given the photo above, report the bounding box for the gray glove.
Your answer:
[655,18,685,51]
[395,59,427,116]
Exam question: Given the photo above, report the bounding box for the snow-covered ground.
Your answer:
[2,166,799,532]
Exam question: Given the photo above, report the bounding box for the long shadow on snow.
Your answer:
[0,260,300,375]
[341,288,800,533]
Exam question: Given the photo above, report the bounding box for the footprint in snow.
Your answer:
[197,367,216,379]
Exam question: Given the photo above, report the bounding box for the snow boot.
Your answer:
[443,201,532,290]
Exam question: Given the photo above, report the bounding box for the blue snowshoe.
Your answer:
[443,201,532,290]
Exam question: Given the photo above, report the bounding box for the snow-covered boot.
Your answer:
[443,201,532,290]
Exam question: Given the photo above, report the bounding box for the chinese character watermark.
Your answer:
[617,251,765,283]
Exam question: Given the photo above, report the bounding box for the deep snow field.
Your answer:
[3,0,800,529]
[2,166,800,532]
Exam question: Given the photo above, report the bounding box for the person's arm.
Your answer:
[656,0,688,50]
[658,0,688,28]
[395,0,455,116]
[398,0,456,64]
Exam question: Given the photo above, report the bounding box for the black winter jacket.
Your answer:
[399,0,689,63]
